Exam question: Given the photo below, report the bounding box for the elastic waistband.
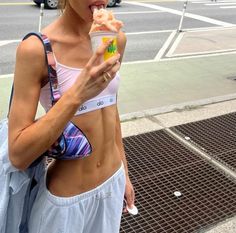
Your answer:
[44,163,124,206]
[75,94,117,115]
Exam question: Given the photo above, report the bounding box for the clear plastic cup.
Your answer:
[90,31,118,61]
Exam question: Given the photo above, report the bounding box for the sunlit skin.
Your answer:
[8,0,135,212]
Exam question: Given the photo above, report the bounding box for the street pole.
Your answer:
[38,3,45,32]
[178,0,188,33]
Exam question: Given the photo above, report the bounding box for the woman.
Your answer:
[8,0,135,232]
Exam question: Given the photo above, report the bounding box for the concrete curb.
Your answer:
[120,94,236,122]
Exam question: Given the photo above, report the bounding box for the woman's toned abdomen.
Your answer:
[46,107,122,197]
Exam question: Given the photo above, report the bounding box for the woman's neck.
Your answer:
[59,5,92,38]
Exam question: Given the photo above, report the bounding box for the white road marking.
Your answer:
[166,32,184,57]
[114,10,163,15]
[126,29,174,35]
[190,0,235,3]
[0,74,13,79]
[190,1,210,3]
[0,40,20,47]
[190,1,212,3]
[211,0,236,2]
[186,26,236,32]
[168,48,236,57]
[220,6,236,8]
[123,1,235,27]
[205,3,236,6]
[0,2,35,6]
[154,30,177,60]
[162,50,236,61]
[123,60,156,65]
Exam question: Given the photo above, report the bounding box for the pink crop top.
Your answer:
[39,59,120,115]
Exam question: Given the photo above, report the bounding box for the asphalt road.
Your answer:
[0,0,236,75]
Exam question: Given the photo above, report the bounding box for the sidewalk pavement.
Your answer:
[119,53,236,121]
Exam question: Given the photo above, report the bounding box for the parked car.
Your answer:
[108,0,121,7]
[33,0,121,9]
[34,0,58,9]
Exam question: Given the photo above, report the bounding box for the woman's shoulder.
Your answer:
[15,35,48,84]
[17,34,45,63]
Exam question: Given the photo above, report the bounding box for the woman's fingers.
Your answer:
[106,60,120,77]
[87,39,113,67]
[92,53,120,79]
[83,39,121,88]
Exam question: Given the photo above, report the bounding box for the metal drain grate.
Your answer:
[122,130,201,182]
[171,112,236,171]
[120,130,236,233]
[216,150,236,171]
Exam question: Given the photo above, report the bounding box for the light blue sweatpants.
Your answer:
[28,164,126,233]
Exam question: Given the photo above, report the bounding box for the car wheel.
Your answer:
[44,0,58,9]
[107,0,116,7]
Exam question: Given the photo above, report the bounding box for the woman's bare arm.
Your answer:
[9,36,83,170]
[115,107,135,209]
[115,31,135,208]
[9,36,120,170]
[115,30,127,175]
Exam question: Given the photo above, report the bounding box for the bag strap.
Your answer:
[23,32,61,105]
[8,32,61,116]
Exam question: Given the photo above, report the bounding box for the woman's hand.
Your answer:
[124,176,135,212]
[71,40,121,104]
